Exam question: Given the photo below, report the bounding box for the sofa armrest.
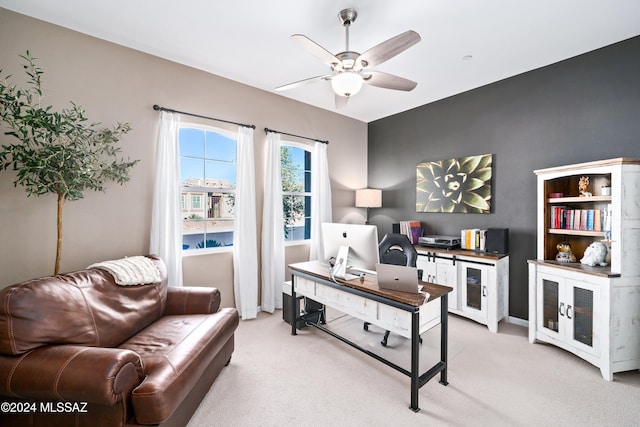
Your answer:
[165,287,221,315]
[0,345,143,406]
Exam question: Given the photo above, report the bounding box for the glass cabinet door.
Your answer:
[542,278,560,333]
[537,274,600,356]
[460,264,488,318]
[566,279,599,355]
[571,286,594,346]
[465,267,482,310]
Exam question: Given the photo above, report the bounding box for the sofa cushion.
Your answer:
[0,255,168,356]
[119,307,239,425]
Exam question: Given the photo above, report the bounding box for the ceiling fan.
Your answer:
[275,8,421,108]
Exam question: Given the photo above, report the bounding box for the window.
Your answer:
[191,195,202,210]
[179,126,236,250]
[281,143,311,242]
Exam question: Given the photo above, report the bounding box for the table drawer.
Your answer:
[294,277,316,297]
[419,299,441,332]
[377,299,441,338]
[316,285,377,322]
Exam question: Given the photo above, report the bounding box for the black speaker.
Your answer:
[486,228,509,254]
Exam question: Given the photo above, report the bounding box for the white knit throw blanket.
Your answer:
[88,256,161,286]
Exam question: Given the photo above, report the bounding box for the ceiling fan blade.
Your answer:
[275,74,332,92]
[357,30,421,68]
[292,34,341,67]
[363,71,417,91]
[335,93,349,109]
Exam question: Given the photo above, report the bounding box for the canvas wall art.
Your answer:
[416,153,493,213]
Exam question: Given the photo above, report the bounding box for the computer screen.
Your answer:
[321,222,380,278]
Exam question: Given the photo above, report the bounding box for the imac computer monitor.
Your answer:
[321,222,379,279]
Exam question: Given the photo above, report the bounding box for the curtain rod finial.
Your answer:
[153,104,160,111]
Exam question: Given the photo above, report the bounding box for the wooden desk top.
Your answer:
[289,260,452,307]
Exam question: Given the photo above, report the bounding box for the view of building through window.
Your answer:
[180,127,236,250]
[179,128,312,251]
[281,144,311,241]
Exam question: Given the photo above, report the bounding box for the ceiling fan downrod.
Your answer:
[339,8,357,54]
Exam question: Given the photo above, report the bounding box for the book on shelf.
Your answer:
[460,228,486,251]
[586,209,594,231]
[549,207,605,231]
[594,209,601,231]
[580,210,588,231]
[399,220,422,244]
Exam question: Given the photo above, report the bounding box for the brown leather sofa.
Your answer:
[0,255,239,427]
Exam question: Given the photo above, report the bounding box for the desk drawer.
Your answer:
[378,299,441,338]
[419,299,441,332]
[378,305,411,336]
[316,285,377,322]
[294,277,316,297]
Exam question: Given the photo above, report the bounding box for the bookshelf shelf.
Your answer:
[547,195,611,204]
[547,229,605,237]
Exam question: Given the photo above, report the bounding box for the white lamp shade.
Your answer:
[331,72,364,97]
[355,188,382,208]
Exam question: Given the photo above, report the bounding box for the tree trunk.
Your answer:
[54,193,65,275]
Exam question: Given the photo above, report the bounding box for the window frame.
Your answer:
[281,140,313,245]
[179,123,238,254]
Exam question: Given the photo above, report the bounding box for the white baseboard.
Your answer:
[507,316,528,328]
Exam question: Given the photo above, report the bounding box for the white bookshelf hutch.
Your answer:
[528,158,640,380]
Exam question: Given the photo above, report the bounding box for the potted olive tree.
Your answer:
[0,51,138,275]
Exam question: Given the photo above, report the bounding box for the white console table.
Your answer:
[416,247,509,332]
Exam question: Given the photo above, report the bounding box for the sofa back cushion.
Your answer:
[0,255,168,356]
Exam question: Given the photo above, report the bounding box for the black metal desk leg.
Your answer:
[291,275,297,336]
[440,293,449,385]
[410,309,420,412]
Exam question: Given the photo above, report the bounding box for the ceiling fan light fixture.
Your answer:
[331,71,363,97]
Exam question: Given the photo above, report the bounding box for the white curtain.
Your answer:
[150,111,183,286]
[309,141,333,261]
[233,126,259,320]
[261,132,285,313]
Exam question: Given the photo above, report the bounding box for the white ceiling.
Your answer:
[2,0,639,123]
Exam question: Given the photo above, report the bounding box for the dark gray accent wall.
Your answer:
[368,36,640,320]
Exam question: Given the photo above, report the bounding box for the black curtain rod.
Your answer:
[264,127,329,145]
[153,104,255,129]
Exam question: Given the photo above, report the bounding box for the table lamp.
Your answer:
[355,188,382,224]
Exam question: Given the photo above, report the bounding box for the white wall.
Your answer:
[0,9,369,308]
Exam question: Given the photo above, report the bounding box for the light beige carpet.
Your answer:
[188,309,640,427]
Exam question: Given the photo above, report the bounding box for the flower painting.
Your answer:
[416,154,493,213]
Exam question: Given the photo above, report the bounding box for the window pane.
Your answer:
[281,144,312,242]
[206,131,236,161]
[304,195,311,217]
[182,230,233,250]
[181,157,204,184]
[206,192,235,220]
[192,195,202,209]
[304,170,311,192]
[283,194,306,241]
[179,128,205,158]
[203,231,233,248]
[182,218,205,250]
[205,159,236,187]
[180,126,237,251]
[286,170,304,192]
